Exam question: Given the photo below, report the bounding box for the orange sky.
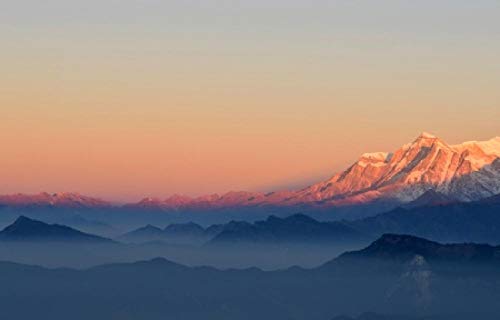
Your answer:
[1,1,499,202]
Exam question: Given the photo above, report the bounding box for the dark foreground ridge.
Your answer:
[1,234,500,320]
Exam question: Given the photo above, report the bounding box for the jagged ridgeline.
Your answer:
[1,134,499,224]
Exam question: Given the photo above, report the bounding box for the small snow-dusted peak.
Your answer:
[409,132,447,149]
[400,132,452,158]
[418,132,437,139]
[410,132,447,149]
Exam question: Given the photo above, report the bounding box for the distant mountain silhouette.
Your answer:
[0,216,112,242]
[348,198,500,244]
[119,222,212,245]
[164,222,205,238]
[208,213,368,246]
[110,192,500,247]
[119,214,367,246]
[120,195,500,247]
[118,224,165,243]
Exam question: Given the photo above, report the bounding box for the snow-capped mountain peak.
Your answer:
[3,133,499,212]
[291,133,500,205]
[417,131,437,139]
[125,133,499,209]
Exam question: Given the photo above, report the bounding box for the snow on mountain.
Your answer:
[0,192,111,209]
[291,133,500,204]
[3,133,499,211]
[126,133,499,210]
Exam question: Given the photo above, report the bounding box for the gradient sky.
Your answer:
[1,1,499,202]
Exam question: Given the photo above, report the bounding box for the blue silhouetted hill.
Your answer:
[208,213,369,246]
[1,234,500,319]
[0,216,113,243]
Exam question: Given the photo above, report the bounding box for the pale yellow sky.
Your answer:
[1,1,499,201]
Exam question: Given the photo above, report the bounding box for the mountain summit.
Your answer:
[141,133,499,209]
[2,134,499,212]
[285,133,500,205]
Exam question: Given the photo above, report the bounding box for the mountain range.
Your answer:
[207,214,368,246]
[119,193,500,246]
[118,222,219,245]
[3,190,500,250]
[1,133,498,217]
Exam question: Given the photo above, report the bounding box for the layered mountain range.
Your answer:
[2,234,500,320]
[118,193,500,246]
[1,133,499,213]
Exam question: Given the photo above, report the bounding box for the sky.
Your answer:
[1,0,499,202]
